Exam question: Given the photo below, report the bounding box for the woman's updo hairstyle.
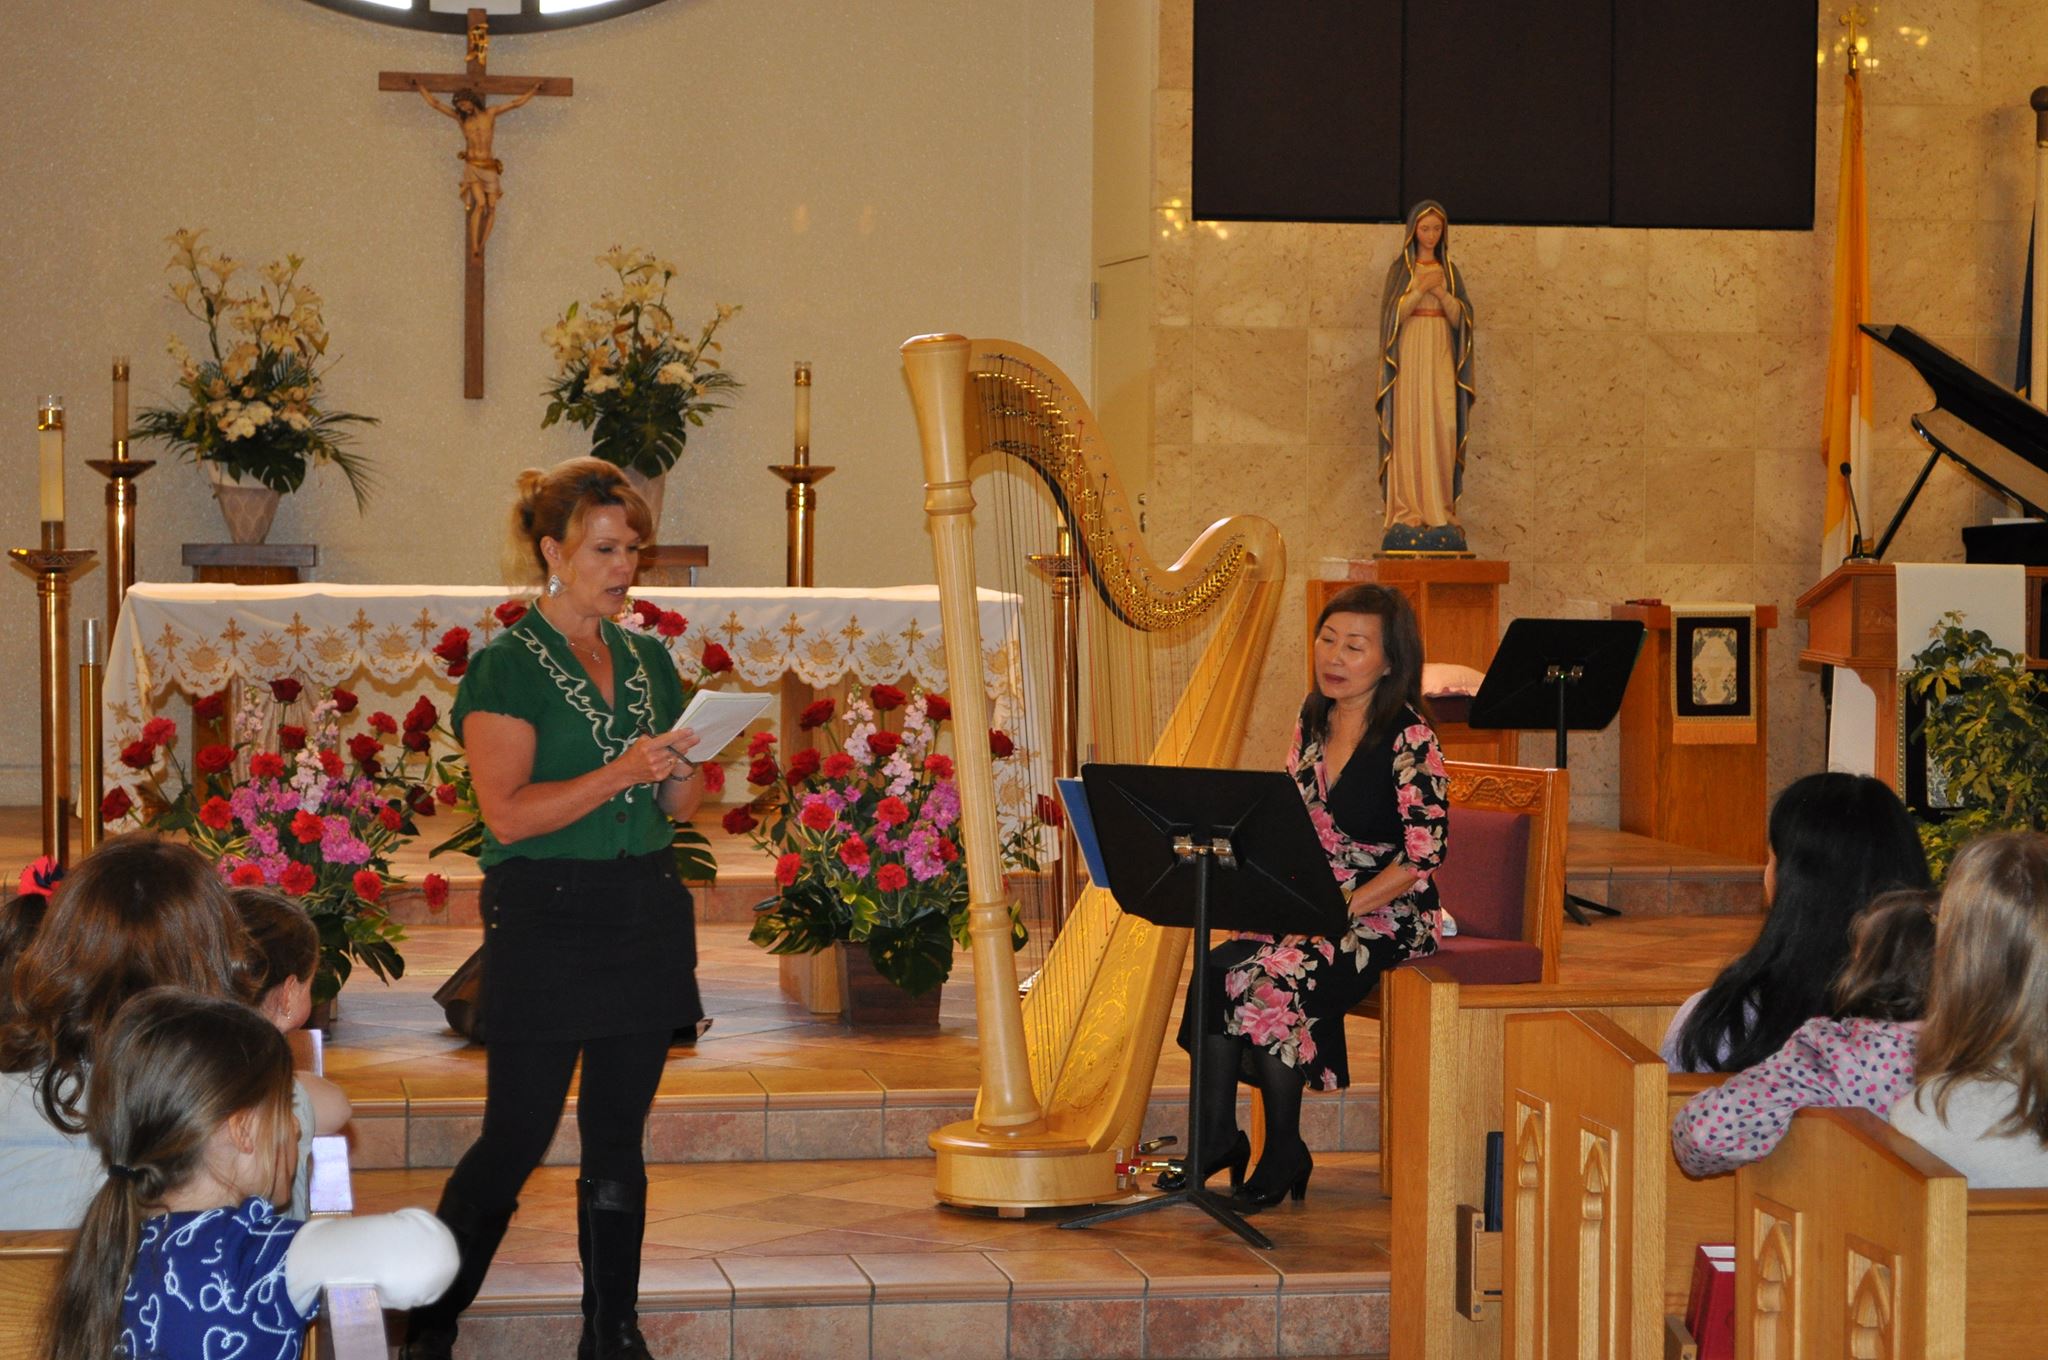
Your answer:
[509,456,654,582]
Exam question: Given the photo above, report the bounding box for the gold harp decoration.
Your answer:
[901,333,1285,1210]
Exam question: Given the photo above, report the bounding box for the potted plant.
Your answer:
[132,229,375,542]
[741,685,1036,1027]
[540,246,742,528]
[1905,611,2048,876]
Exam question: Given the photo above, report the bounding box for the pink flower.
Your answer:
[1403,723,1433,746]
[1236,997,1298,1047]
[1307,804,1342,855]
[1260,945,1307,978]
[1394,783,1421,813]
[1225,969,1252,1000]
[1403,824,1438,864]
[1424,747,1447,778]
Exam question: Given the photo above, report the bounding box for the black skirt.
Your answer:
[480,850,703,1043]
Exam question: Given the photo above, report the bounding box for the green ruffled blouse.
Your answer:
[451,610,685,867]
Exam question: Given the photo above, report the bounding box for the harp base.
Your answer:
[929,1121,1124,1210]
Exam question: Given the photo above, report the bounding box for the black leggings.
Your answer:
[442,1026,671,1210]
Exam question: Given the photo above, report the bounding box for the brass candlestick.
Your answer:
[79,617,104,857]
[769,361,834,586]
[87,358,155,638]
[10,546,98,863]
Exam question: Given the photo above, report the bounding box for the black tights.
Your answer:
[1197,1034,1309,1189]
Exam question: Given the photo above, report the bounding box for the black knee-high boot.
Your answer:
[577,1176,653,1360]
[400,1189,518,1359]
[1236,1049,1313,1211]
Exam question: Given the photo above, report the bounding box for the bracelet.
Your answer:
[664,757,699,782]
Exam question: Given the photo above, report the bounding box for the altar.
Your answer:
[103,582,1039,814]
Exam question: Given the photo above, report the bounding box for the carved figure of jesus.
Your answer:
[413,78,543,259]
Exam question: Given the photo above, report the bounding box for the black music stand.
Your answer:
[1058,763,1349,1251]
[1466,618,1645,924]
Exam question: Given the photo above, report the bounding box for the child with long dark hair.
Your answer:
[1662,772,1930,1073]
[42,988,455,1360]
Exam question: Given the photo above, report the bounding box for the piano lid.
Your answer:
[1862,323,2048,518]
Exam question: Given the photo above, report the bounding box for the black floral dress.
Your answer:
[1180,704,1449,1091]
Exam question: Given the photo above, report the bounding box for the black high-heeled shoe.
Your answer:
[1232,1144,1313,1212]
[1154,1130,1251,1193]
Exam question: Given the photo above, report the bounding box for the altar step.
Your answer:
[1564,823,1764,917]
[349,1158,1393,1360]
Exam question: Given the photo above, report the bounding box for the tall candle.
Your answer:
[112,357,130,457]
[83,617,101,667]
[794,361,812,453]
[37,396,64,524]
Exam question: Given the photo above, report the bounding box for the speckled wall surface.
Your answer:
[1144,0,2048,826]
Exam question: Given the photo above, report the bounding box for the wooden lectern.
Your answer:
[1798,562,2048,789]
[1612,602,1777,863]
[1308,559,1514,763]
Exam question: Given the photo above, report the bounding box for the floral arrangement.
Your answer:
[103,679,464,1004]
[131,229,375,507]
[541,246,741,478]
[742,684,1035,997]
[1906,612,2048,877]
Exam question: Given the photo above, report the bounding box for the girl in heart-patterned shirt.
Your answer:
[1672,889,1936,1179]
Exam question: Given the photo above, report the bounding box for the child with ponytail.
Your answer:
[43,989,456,1360]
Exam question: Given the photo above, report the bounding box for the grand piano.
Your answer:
[1798,323,2048,788]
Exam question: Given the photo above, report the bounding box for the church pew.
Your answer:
[1385,965,1703,1360]
[1735,1107,2048,1359]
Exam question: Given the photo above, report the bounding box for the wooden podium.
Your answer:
[1308,559,1514,764]
[1797,563,2048,790]
[1612,602,1777,863]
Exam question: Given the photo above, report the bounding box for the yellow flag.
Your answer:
[1821,66,1872,568]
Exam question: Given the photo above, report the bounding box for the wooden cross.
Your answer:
[378,9,572,399]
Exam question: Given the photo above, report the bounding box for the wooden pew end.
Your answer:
[1455,1203,1502,1318]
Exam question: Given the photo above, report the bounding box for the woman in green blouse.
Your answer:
[403,459,703,1360]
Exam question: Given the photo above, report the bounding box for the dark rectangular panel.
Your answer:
[1612,3,1816,228]
[1192,0,1402,222]
[1401,0,1612,225]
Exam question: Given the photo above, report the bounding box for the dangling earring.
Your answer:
[547,573,564,598]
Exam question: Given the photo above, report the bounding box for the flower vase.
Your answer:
[834,941,942,1031]
[205,463,282,545]
[620,467,667,541]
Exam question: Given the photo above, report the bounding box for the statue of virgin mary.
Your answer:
[1375,200,1477,553]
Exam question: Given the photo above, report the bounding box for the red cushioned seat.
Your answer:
[1411,935,1545,985]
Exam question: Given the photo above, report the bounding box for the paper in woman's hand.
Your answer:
[668,690,775,759]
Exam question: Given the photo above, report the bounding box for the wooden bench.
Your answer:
[1735,1107,2048,1359]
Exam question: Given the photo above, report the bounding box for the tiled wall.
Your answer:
[1146,0,2048,826]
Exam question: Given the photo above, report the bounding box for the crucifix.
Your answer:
[379,9,572,399]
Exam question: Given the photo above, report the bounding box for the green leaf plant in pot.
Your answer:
[1905,610,2048,878]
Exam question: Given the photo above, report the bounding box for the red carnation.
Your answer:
[989,729,1015,758]
[631,599,663,628]
[822,752,857,780]
[875,796,909,828]
[196,744,235,774]
[775,852,802,888]
[193,690,228,723]
[721,806,759,836]
[786,748,821,783]
[250,752,286,779]
[433,627,471,677]
[435,783,460,806]
[1036,793,1066,828]
[747,730,777,759]
[870,683,907,712]
[799,698,835,730]
[330,687,359,714]
[700,761,726,794]
[347,733,381,767]
[837,838,871,874]
[290,810,325,844]
[655,610,688,639]
[403,696,438,733]
[199,797,235,831]
[352,869,383,903]
[280,861,316,895]
[936,835,960,863]
[119,740,157,771]
[269,677,302,704]
[403,731,432,753]
[406,787,437,817]
[876,863,909,893]
[378,805,403,831]
[99,787,133,823]
[141,717,178,748]
[367,711,398,736]
[495,599,529,627]
[924,753,954,779]
[278,725,307,752]
[423,873,450,910]
[867,731,902,760]
[800,797,836,831]
[318,749,344,779]
[700,643,734,674]
[747,756,779,787]
[924,694,952,721]
[230,863,266,887]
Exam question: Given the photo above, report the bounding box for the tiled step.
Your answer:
[351,1159,1392,1360]
[1565,823,1765,916]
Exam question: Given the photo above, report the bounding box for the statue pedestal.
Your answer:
[1309,559,1513,764]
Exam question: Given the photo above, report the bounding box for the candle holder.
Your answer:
[79,618,104,858]
[10,547,98,863]
[89,356,153,636]
[769,363,833,587]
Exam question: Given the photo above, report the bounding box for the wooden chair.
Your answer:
[1735,1108,2048,1359]
[1404,759,1569,990]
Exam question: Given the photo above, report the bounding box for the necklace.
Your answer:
[536,601,607,666]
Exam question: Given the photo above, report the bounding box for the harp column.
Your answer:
[1027,525,1083,925]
